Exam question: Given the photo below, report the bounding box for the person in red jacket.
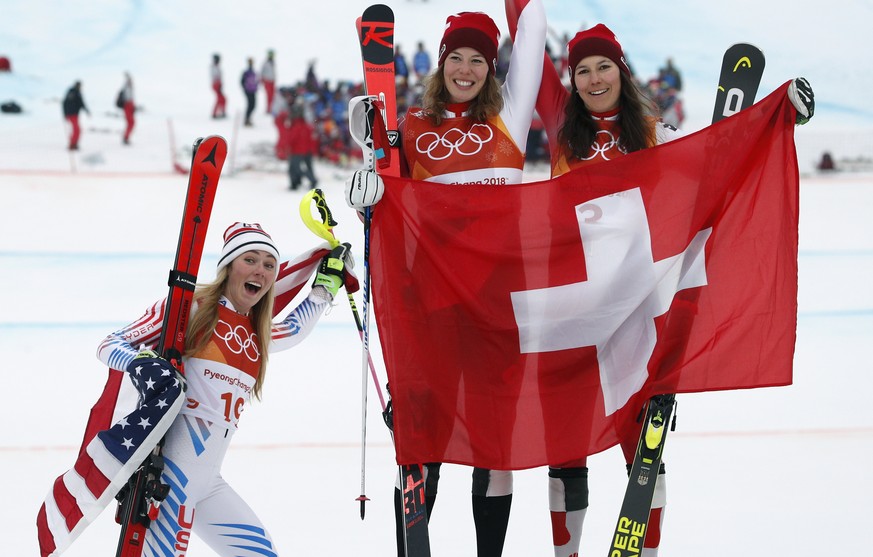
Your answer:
[119,72,135,145]
[287,106,318,190]
[211,53,226,119]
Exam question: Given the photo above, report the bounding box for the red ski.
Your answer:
[358,4,400,177]
[114,135,226,557]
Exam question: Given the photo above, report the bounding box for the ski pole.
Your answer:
[298,188,387,412]
[343,94,392,520]
[299,187,378,520]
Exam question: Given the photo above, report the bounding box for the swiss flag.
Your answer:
[371,83,800,470]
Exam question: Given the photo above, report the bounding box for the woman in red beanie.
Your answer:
[504,4,815,554]
[345,2,547,557]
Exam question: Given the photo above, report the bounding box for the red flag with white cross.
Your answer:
[372,84,799,470]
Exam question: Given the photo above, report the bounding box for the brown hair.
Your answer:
[558,71,659,160]
[184,265,276,400]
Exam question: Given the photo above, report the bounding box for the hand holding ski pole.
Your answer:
[299,189,385,409]
[299,188,385,520]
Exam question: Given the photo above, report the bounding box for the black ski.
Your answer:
[608,44,766,557]
[711,43,765,123]
[114,135,226,557]
[607,395,676,557]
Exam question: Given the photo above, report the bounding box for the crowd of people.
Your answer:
[59,37,686,173]
[207,37,686,180]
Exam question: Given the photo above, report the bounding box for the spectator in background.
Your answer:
[273,87,293,160]
[62,80,89,151]
[659,57,682,91]
[118,72,136,145]
[287,106,319,190]
[305,60,319,92]
[657,83,684,129]
[818,151,836,172]
[211,53,226,119]
[394,44,410,87]
[241,57,259,126]
[261,49,277,114]
[412,41,432,84]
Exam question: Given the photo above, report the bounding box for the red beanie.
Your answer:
[438,12,501,74]
[567,24,630,80]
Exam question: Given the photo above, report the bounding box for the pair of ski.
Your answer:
[113,136,226,557]
[353,4,766,556]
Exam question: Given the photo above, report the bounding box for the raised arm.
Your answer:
[505,0,568,159]
[500,0,547,150]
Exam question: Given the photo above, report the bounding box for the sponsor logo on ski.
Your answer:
[636,466,651,486]
[610,516,645,556]
[197,174,210,213]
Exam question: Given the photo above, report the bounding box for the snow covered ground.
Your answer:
[2,1,873,555]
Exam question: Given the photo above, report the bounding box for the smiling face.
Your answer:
[442,47,489,104]
[224,250,277,314]
[573,55,623,113]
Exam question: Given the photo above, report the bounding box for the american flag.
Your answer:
[36,359,185,557]
[36,244,350,556]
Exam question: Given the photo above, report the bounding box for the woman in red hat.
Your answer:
[541,23,815,557]
[504,3,816,553]
[345,2,547,557]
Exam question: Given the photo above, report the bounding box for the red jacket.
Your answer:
[287,117,316,155]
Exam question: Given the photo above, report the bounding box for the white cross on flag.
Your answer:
[371,84,799,470]
[512,187,712,415]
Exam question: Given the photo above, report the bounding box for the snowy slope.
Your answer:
[2,1,872,556]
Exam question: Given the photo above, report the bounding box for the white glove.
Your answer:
[345,169,385,210]
[787,77,814,125]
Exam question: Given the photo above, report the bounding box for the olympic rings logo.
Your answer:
[213,319,260,362]
[582,129,627,161]
[416,124,494,160]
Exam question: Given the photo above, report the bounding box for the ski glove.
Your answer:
[125,348,186,398]
[345,169,384,210]
[787,77,814,125]
[313,242,352,300]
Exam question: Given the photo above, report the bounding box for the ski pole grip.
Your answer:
[300,188,340,247]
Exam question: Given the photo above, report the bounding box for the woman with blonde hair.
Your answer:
[97,222,353,556]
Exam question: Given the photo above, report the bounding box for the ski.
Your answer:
[608,394,676,557]
[608,45,765,557]
[400,463,429,553]
[711,43,765,123]
[358,3,400,177]
[356,5,430,557]
[114,135,226,557]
